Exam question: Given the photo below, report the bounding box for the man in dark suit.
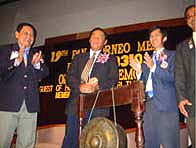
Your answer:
[175,4,195,148]
[0,23,48,148]
[130,26,179,148]
[62,27,119,148]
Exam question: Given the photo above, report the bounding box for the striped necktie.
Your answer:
[81,52,96,83]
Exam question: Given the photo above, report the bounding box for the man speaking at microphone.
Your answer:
[0,22,48,148]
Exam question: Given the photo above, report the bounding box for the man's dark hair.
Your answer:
[16,22,37,39]
[184,4,195,18]
[89,27,108,40]
[148,26,168,38]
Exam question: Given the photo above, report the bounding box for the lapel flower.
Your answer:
[188,39,194,49]
[96,53,109,63]
[158,51,168,69]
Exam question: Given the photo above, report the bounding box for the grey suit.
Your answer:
[174,37,195,147]
[175,38,195,117]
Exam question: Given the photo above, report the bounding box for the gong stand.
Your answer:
[78,80,145,148]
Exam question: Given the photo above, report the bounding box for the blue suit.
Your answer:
[0,43,48,147]
[141,49,179,148]
[0,43,49,112]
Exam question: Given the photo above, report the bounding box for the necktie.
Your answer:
[81,52,96,83]
[146,53,158,98]
[23,48,29,67]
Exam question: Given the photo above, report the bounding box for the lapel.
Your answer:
[185,37,195,70]
[83,52,90,65]
[186,37,195,50]
[182,38,195,60]
[190,37,195,48]
[10,43,19,54]
[13,43,19,51]
[80,52,90,73]
[9,44,20,60]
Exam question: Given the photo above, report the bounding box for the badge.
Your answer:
[160,61,168,69]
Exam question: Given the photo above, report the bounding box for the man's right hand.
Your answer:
[178,99,192,117]
[80,77,99,93]
[129,57,142,74]
[16,47,24,63]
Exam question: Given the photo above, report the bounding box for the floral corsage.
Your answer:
[96,53,109,64]
[158,52,168,69]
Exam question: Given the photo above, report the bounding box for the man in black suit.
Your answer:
[0,23,48,148]
[174,4,195,148]
[62,27,119,148]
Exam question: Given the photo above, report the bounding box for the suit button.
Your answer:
[24,74,27,78]
[24,86,27,89]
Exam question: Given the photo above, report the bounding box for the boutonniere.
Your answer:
[10,50,19,60]
[96,53,109,63]
[188,39,194,49]
[158,51,168,69]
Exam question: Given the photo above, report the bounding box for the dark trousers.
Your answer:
[144,100,180,148]
[62,114,79,148]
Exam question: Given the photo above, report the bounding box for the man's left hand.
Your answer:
[32,51,42,65]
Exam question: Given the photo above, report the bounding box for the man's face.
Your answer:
[15,26,34,48]
[89,30,107,51]
[186,6,196,31]
[149,29,166,50]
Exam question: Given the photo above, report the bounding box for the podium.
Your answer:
[78,80,145,148]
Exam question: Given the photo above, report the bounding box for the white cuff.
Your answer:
[14,58,21,67]
[136,72,142,80]
[33,62,41,70]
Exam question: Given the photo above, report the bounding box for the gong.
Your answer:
[79,117,127,148]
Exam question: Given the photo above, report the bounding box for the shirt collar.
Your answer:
[90,49,101,58]
[154,47,164,55]
[193,32,196,45]
[193,32,196,37]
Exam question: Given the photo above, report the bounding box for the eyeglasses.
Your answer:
[186,10,196,20]
[186,14,196,20]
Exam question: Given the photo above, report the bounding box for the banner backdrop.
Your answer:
[38,25,191,128]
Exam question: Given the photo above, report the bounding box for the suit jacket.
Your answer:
[66,51,119,114]
[141,49,178,112]
[175,38,195,117]
[0,43,49,113]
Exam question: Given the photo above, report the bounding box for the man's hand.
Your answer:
[143,52,154,69]
[80,77,99,93]
[178,99,192,117]
[129,57,142,74]
[32,51,42,65]
[16,47,24,63]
